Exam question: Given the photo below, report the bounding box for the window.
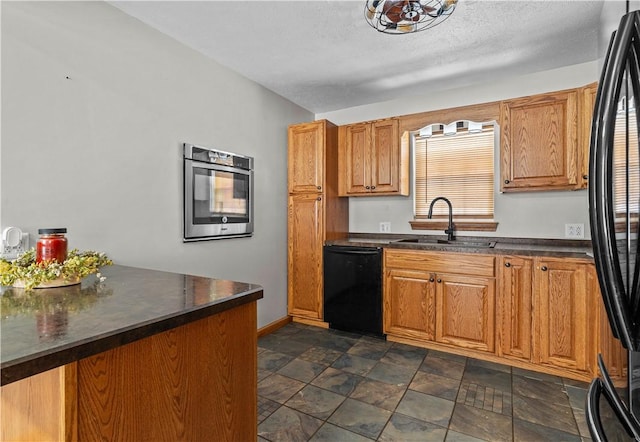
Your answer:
[412,120,497,231]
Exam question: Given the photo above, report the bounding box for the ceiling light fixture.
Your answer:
[365,0,458,34]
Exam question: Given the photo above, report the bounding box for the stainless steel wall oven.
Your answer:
[183,143,253,241]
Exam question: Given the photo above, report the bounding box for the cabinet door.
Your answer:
[435,274,495,352]
[497,256,533,361]
[534,259,592,372]
[288,121,325,193]
[287,193,324,319]
[371,119,399,193]
[592,267,627,379]
[500,90,579,191]
[341,123,372,195]
[578,83,598,190]
[384,268,436,341]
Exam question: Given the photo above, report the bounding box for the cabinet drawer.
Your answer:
[385,249,495,277]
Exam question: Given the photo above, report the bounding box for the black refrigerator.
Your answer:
[587,8,640,440]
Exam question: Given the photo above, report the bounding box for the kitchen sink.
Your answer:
[394,238,497,248]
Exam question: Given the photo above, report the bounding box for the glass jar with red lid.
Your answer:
[36,228,68,263]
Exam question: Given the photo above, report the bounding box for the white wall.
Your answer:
[318,61,600,239]
[1,1,314,328]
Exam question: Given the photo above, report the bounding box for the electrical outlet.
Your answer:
[565,223,585,239]
[379,222,391,233]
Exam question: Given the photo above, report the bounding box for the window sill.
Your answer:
[409,220,498,232]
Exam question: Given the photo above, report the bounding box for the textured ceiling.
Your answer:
[110,1,604,113]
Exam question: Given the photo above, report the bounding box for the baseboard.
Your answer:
[291,316,329,329]
[257,316,292,337]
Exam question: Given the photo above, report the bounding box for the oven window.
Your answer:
[193,167,249,223]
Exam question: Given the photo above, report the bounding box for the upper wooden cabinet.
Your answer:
[288,121,325,194]
[500,89,580,192]
[338,118,409,196]
[579,82,598,189]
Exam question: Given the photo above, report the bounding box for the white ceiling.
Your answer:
[110,1,604,113]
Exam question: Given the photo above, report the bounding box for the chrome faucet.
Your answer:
[427,197,455,241]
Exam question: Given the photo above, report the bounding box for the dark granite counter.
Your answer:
[326,233,594,260]
[0,265,263,386]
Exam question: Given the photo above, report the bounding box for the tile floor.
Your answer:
[257,322,597,441]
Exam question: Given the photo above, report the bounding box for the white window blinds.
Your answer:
[414,129,494,218]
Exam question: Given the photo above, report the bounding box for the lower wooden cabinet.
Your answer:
[436,273,495,353]
[287,193,324,320]
[533,257,594,373]
[497,256,533,361]
[591,265,627,379]
[384,268,436,341]
[1,302,258,441]
[384,250,496,354]
[385,248,623,382]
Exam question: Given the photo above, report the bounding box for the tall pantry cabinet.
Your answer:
[287,120,349,326]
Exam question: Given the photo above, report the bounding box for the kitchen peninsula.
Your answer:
[1,265,263,441]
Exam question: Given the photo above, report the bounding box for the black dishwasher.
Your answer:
[323,245,383,337]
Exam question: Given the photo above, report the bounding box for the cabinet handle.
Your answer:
[541,266,548,271]
[317,186,322,190]
[371,185,376,190]
[583,175,589,180]
[504,179,510,184]
[429,277,435,282]
[317,196,322,201]
[505,262,511,268]
[365,186,371,190]
[437,278,442,283]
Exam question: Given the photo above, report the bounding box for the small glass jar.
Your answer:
[36,228,68,263]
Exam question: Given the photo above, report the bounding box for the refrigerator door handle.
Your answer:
[590,11,640,351]
[586,356,640,441]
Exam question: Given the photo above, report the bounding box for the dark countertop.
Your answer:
[0,265,263,386]
[326,233,594,260]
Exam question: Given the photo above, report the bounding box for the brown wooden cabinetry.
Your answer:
[384,249,495,353]
[1,301,258,442]
[500,89,580,192]
[338,118,408,196]
[288,121,325,193]
[288,193,324,320]
[435,273,495,353]
[591,266,627,379]
[497,256,533,361]
[287,120,348,325]
[497,255,602,378]
[384,249,621,382]
[384,268,436,341]
[579,82,598,189]
[533,257,595,373]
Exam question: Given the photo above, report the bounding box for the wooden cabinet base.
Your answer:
[386,333,595,383]
[1,301,257,441]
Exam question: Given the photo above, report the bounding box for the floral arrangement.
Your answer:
[0,248,113,290]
